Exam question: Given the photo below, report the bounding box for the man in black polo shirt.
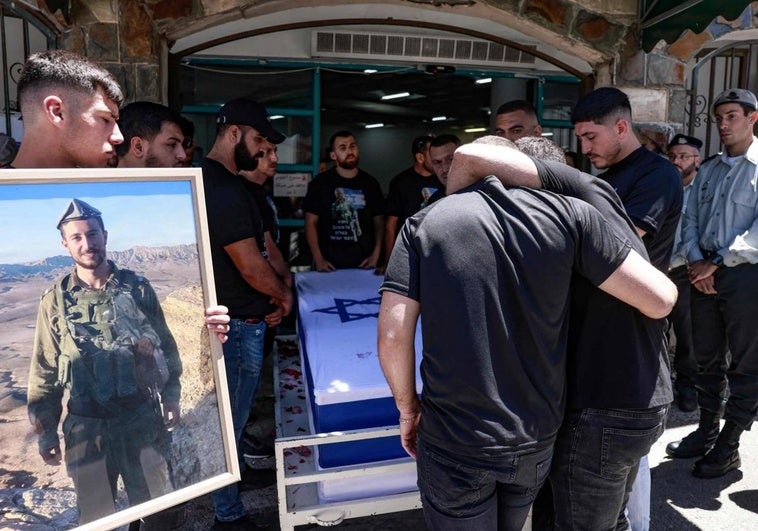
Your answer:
[571,87,681,529]
[448,141,675,530]
[201,98,292,530]
[380,143,677,529]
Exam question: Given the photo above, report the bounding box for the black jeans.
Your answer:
[690,263,758,429]
[549,406,667,531]
[667,265,698,390]
[416,438,552,531]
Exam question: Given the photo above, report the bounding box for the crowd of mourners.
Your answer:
[2,48,757,531]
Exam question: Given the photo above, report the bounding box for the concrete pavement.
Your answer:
[648,406,758,529]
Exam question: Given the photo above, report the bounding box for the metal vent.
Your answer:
[313,30,537,66]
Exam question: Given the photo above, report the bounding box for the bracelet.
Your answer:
[399,415,417,424]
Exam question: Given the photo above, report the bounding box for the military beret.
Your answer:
[712,88,758,112]
[668,134,702,151]
[56,198,102,229]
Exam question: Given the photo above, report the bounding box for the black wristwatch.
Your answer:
[711,254,724,267]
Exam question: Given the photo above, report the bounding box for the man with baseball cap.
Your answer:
[668,88,758,479]
[666,134,703,413]
[202,98,292,529]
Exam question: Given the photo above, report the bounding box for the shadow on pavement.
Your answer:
[652,455,744,528]
[729,489,758,515]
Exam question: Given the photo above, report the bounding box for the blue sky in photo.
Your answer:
[0,180,198,264]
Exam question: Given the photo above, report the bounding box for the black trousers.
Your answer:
[667,265,698,390]
[690,263,758,429]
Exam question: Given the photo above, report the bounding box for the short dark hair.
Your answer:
[571,87,631,125]
[18,50,124,112]
[496,99,538,118]
[411,135,434,156]
[430,134,461,149]
[178,115,195,138]
[115,101,183,157]
[328,130,355,152]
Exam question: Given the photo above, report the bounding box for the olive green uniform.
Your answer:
[27,261,182,523]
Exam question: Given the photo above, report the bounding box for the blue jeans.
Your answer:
[211,318,266,521]
[417,438,552,531]
[550,407,666,531]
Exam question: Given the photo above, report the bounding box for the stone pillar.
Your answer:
[49,0,165,103]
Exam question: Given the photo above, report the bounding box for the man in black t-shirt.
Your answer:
[571,87,681,529]
[381,135,440,272]
[573,87,682,272]
[240,139,292,287]
[202,98,292,530]
[304,130,385,271]
[379,167,676,530]
[448,142,675,530]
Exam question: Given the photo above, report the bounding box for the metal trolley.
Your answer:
[273,335,422,530]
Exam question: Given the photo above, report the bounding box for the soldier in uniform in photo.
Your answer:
[27,198,183,523]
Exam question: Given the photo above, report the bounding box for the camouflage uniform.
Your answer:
[27,261,182,523]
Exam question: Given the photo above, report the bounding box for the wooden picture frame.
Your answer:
[0,168,238,530]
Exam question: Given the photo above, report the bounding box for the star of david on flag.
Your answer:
[312,296,381,323]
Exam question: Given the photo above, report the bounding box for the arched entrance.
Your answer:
[168,4,594,183]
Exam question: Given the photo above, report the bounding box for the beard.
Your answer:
[74,248,106,270]
[338,155,359,170]
[144,152,163,168]
[235,142,262,172]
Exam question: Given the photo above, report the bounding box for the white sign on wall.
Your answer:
[274,172,310,197]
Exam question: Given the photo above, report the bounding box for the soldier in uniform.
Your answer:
[27,199,183,523]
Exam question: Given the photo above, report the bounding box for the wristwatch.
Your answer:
[711,254,724,267]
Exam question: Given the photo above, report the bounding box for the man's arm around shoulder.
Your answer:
[599,248,677,319]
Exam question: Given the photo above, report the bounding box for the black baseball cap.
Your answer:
[217,98,286,144]
[668,134,702,150]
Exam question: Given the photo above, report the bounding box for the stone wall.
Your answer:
[14,0,758,127]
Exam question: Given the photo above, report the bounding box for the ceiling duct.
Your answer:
[313,30,537,67]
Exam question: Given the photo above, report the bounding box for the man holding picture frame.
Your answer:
[5,50,232,529]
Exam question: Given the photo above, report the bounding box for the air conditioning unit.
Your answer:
[312,30,537,67]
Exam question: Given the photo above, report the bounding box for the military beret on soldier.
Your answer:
[667,134,702,151]
[712,88,758,112]
[56,198,102,229]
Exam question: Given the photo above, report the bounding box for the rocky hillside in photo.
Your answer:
[0,244,199,282]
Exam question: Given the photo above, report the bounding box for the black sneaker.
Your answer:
[239,466,277,491]
[240,434,274,459]
[211,514,271,530]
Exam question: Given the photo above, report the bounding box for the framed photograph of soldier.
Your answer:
[0,168,237,531]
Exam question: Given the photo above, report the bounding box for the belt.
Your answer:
[244,318,263,324]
